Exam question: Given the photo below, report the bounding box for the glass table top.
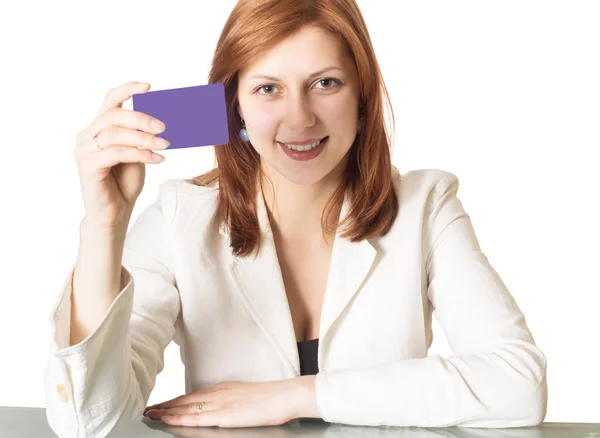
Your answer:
[1,406,599,438]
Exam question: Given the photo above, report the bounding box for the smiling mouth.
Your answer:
[277,136,328,151]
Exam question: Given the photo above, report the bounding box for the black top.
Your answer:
[297,338,319,375]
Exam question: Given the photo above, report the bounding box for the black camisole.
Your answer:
[297,338,319,375]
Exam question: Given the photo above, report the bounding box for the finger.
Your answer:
[81,106,166,149]
[143,386,221,415]
[161,412,219,427]
[146,401,213,420]
[145,394,193,413]
[92,126,170,152]
[96,81,150,117]
[80,144,165,169]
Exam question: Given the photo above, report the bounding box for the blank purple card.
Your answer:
[132,83,229,150]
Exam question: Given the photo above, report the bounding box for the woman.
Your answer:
[45,0,547,436]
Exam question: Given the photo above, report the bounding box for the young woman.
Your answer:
[45,0,547,436]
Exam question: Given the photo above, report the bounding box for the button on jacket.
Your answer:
[44,168,547,438]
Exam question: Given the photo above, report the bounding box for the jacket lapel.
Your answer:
[319,207,377,346]
[219,186,377,376]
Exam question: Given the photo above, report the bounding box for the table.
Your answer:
[1,406,599,437]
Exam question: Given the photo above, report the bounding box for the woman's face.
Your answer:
[237,25,361,186]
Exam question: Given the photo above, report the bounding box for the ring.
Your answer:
[196,402,204,412]
[93,132,103,150]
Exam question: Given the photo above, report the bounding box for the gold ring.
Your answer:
[93,132,103,150]
[196,402,204,412]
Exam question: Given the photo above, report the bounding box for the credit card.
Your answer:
[132,83,229,149]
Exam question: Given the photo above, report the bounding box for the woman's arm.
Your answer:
[311,173,547,427]
[45,180,182,438]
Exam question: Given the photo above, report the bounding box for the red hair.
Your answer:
[188,0,399,257]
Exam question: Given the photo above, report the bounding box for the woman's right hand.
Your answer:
[74,81,170,230]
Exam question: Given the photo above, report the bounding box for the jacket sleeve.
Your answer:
[314,171,548,428]
[44,179,182,438]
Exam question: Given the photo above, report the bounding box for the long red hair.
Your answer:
[188,0,399,257]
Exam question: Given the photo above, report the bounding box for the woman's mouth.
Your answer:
[277,136,329,162]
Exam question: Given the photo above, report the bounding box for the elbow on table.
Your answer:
[493,343,549,428]
[518,374,548,427]
[508,347,548,428]
[472,372,548,429]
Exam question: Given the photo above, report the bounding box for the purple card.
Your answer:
[132,83,229,149]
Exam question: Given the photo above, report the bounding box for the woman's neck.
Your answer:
[259,165,345,245]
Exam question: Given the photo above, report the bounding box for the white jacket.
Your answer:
[44,168,547,437]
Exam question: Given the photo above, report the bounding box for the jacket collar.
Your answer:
[220,186,377,377]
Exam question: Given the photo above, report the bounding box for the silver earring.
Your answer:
[239,118,249,142]
[357,118,363,134]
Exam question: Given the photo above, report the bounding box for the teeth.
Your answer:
[283,139,321,152]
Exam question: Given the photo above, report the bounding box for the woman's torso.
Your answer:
[128,168,448,392]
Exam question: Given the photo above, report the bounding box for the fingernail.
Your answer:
[151,119,166,132]
[145,409,165,419]
[154,136,170,148]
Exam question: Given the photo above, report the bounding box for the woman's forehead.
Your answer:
[239,26,351,80]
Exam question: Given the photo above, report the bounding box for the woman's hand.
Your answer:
[74,81,170,230]
[143,376,319,428]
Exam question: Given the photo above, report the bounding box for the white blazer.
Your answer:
[44,168,547,438]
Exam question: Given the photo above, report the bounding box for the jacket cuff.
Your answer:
[50,264,133,354]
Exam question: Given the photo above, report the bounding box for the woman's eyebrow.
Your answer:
[248,66,344,81]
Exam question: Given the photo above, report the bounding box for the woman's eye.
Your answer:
[315,78,340,89]
[258,85,278,95]
[256,78,340,95]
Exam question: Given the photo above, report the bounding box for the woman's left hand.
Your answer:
[143,376,319,428]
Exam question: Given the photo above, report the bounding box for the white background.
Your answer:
[1,0,598,424]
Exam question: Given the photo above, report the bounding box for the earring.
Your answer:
[357,118,363,134]
[239,118,250,142]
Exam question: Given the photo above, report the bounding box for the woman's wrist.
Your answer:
[289,375,320,419]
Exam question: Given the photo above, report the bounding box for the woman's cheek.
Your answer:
[319,94,357,122]
[253,108,281,139]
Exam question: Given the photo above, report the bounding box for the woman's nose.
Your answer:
[283,95,316,131]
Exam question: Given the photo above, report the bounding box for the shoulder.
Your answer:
[154,169,461,229]
[152,178,221,226]
[385,168,464,238]
[375,168,466,251]
[392,167,460,206]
